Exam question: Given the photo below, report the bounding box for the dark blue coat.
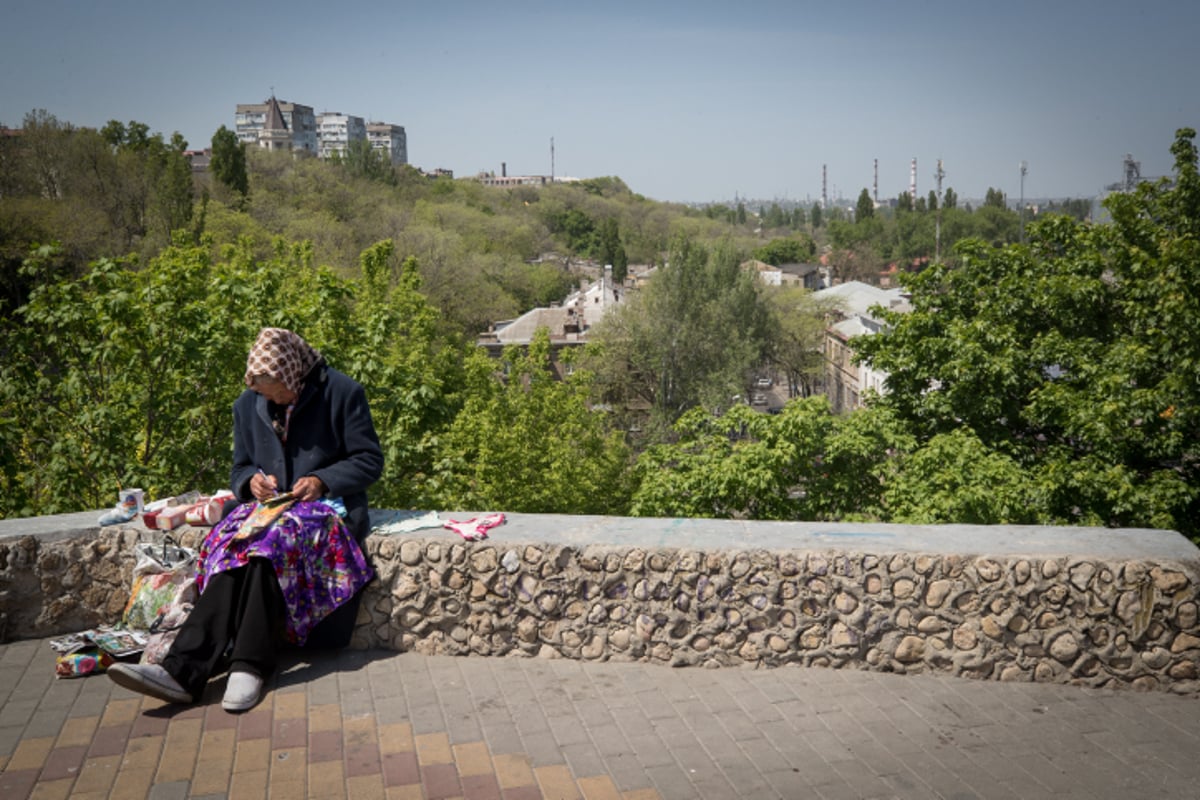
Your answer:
[230,362,383,542]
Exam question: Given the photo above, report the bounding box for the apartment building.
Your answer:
[317,112,366,159]
[815,281,910,413]
[366,123,408,165]
[235,97,318,155]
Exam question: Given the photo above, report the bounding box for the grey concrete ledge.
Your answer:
[2,509,1198,695]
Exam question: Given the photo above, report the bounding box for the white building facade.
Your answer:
[815,281,910,413]
[366,123,408,165]
[317,113,367,159]
[234,98,318,155]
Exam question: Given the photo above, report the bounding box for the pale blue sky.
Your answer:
[2,0,1196,204]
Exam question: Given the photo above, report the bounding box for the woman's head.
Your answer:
[244,328,322,402]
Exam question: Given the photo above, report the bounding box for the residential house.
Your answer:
[815,281,910,412]
[235,97,317,155]
[779,262,826,290]
[740,259,782,286]
[477,269,624,379]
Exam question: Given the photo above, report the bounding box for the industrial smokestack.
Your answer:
[501,162,507,178]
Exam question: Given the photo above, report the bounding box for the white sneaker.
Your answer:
[108,663,192,704]
[222,671,264,712]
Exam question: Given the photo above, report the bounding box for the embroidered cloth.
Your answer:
[198,501,374,644]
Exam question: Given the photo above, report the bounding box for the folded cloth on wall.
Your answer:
[199,500,374,645]
[370,509,443,535]
[442,512,505,542]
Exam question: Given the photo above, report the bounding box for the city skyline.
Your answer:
[2,1,1196,204]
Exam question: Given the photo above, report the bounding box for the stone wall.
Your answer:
[2,511,1198,695]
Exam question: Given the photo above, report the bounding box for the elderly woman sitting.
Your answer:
[109,328,383,712]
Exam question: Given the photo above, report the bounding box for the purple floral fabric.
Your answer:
[198,501,374,644]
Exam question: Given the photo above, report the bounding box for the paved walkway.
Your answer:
[1,638,1197,800]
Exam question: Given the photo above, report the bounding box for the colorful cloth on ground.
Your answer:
[442,512,506,541]
[244,327,323,395]
[198,500,374,644]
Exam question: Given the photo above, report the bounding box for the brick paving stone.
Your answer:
[308,758,347,798]
[0,727,23,760]
[560,740,608,780]
[129,711,170,739]
[460,771,503,800]
[577,774,623,800]
[272,715,307,749]
[21,707,70,740]
[583,721,630,757]
[232,737,271,773]
[235,708,272,741]
[190,756,233,796]
[598,751,646,793]
[0,767,39,798]
[451,743,494,777]
[623,732,676,770]
[422,762,462,800]
[228,767,268,799]
[32,775,75,799]
[761,766,812,798]
[7,735,54,771]
[641,762,697,800]
[492,752,536,789]
[39,743,88,781]
[535,763,581,799]
[147,779,191,800]
[415,731,454,765]
[310,728,344,762]
[345,737,383,777]
[86,720,131,758]
[122,734,165,771]
[198,728,236,763]
[480,720,524,756]
[501,784,543,800]
[382,750,420,786]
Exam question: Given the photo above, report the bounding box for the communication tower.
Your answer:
[909,158,917,199]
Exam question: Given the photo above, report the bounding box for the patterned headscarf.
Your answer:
[244,328,322,395]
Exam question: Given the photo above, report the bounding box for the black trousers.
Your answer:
[162,558,286,699]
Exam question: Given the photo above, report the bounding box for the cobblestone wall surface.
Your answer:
[2,522,1197,695]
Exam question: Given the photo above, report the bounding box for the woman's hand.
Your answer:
[293,475,326,502]
[250,471,279,502]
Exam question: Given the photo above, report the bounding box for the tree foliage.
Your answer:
[856,128,1200,536]
[586,236,772,436]
[427,330,631,514]
[210,125,248,203]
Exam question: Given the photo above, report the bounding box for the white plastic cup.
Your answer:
[119,488,144,514]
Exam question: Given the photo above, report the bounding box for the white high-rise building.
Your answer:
[366,122,408,165]
[317,113,366,159]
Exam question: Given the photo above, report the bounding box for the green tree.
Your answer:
[810,202,822,229]
[752,235,815,266]
[764,285,830,398]
[429,329,631,514]
[587,235,771,435]
[943,187,958,209]
[983,187,1006,209]
[210,125,249,204]
[856,128,1200,537]
[856,188,874,222]
[629,397,910,521]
